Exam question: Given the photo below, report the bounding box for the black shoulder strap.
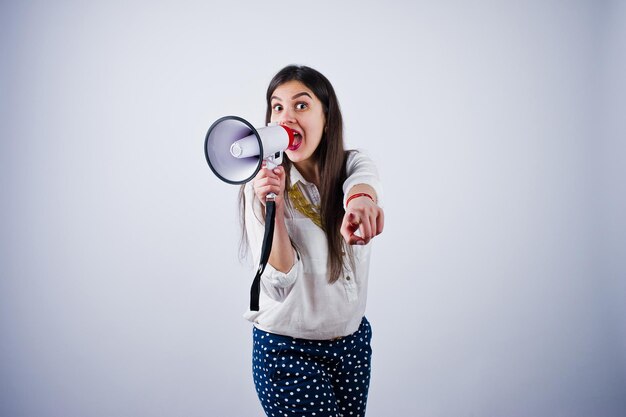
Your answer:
[250,200,276,311]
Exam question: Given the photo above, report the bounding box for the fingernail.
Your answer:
[273,168,280,174]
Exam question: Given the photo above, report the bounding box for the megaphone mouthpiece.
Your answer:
[280,125,296,149]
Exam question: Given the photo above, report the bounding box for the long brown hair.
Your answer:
[240,65,350,284]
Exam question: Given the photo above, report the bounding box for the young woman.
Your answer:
[240,65,384,417]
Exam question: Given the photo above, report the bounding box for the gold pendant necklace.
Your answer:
[289,184,323,229]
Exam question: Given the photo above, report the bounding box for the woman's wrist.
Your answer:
[346,192,375,207]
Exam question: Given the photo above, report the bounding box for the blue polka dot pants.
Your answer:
[252,317,372,417]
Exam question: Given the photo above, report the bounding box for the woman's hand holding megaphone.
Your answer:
[252,162,287,217]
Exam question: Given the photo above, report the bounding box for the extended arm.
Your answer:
[340,153,385,245]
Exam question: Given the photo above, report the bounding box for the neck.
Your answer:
[293,160,320,187]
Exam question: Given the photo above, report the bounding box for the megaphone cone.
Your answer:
[204,116,294,184]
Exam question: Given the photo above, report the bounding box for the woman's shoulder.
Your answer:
[345,149,379,172]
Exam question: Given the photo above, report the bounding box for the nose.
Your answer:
[276,107,296,126]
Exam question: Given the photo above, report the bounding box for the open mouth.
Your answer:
[288,131,302,151]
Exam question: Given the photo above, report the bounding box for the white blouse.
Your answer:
[242,151,383,340]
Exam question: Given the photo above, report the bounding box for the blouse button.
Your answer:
[346,276,351,281]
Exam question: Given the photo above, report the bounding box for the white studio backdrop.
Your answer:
[1,1,625,416]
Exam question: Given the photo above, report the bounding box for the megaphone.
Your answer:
[204,115,295,185]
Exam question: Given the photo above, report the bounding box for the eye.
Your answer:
[295,102,308,111]
[272,104,283,112]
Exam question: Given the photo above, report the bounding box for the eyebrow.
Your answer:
[270,92,313,102]
[291,92,312,100]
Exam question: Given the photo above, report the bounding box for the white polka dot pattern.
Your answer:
[252,317,372,417]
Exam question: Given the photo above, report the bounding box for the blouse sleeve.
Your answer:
[342,150,384,208]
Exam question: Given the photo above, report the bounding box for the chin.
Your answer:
[286,145,316,163]
[285,151,303,162]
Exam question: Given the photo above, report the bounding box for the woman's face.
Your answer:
[269,80,326,165]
